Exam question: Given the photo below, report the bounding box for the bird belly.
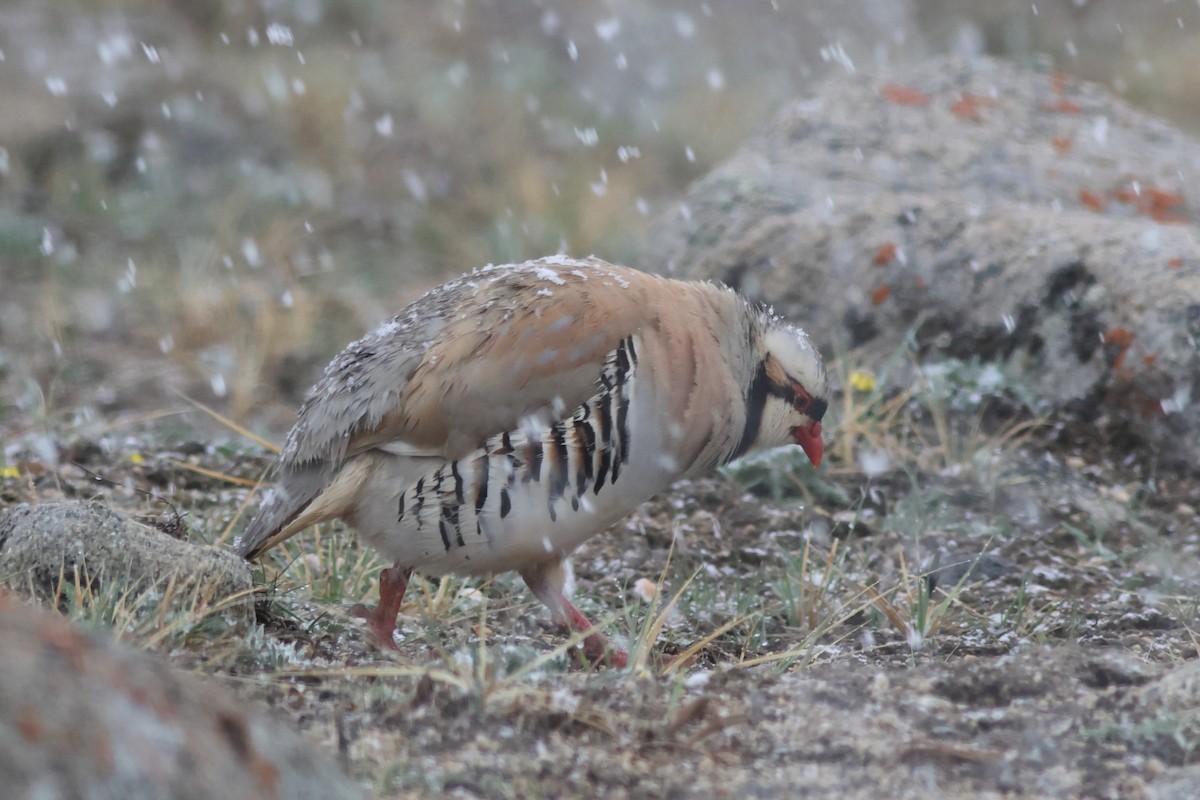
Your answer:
[354,438,672,576]
[408,480,641,576]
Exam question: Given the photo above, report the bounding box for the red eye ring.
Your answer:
[791,382,811,412]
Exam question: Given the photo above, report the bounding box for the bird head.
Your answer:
[749,321,828,467]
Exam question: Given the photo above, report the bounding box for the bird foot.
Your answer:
[349,601,402,652]
[350,563,411,653]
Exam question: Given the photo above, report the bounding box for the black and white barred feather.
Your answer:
[389,338,638,566]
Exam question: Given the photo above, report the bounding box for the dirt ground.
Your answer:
[4,405,1198,799]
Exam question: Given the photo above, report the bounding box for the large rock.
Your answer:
[0,501,254,631]
[645,56,1199,466]
[0,590,365,800]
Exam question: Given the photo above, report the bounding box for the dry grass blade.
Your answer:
[829,343,919,469]
[736,578,883,670]
[143,584,262,649]
[637,575,694,670]
[661,613,752,676]
[735,609,864,669]
[630,535,702,672]
[503,612,623,682]
[172,390,279,453]
[625,528,756,674]
[857,581,909,635]
[278,615,608,706]
[171,459,262,488]
[628,534,678,671]
[217,466,271,547]
[412,575,459,620]
[45,558,259,651]
[814,537,842,626]
[991,416,1048,449]
[90,408,195,434]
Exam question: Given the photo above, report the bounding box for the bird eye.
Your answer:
[792,383,810,412]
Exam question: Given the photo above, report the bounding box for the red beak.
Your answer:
[793,421,823,468]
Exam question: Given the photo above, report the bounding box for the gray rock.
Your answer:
[1102,658,1200,772]
[645,56,1200,466]
[1148,766,1200,800]
[0,501,254,631]
[1127,657,1200,720]
[0,590,364,800]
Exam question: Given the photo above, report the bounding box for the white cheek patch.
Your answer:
[756,396,798,448]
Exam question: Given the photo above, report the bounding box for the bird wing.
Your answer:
[238,257,666,558]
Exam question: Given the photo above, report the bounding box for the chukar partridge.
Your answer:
[236,256,827,666]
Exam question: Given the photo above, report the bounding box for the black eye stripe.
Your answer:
[765,381,794,403]
[768,379,826,422]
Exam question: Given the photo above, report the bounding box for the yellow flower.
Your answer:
[848,370,877,393]
[128,453,145,465]
[0,465,20,479]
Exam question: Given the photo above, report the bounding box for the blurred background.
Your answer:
[1,0,1197,441]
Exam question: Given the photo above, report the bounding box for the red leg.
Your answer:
[521,560,627,669]
[350,562,411,652]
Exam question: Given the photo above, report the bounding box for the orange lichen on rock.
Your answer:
[1111,186,1138,204]
[1111,184,1188,222]
[881,83,930,107]
[951,93,996,122]
[1051,136,1072,155]
[1050,70,1069,95]
[1102,326,1134,370]
[16,708,42,742]
[1079,189,1107,212]
[870,285,891,306]
[1041,97,1081,114]
[1140,187,1187,223]
[872,242,897,266]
